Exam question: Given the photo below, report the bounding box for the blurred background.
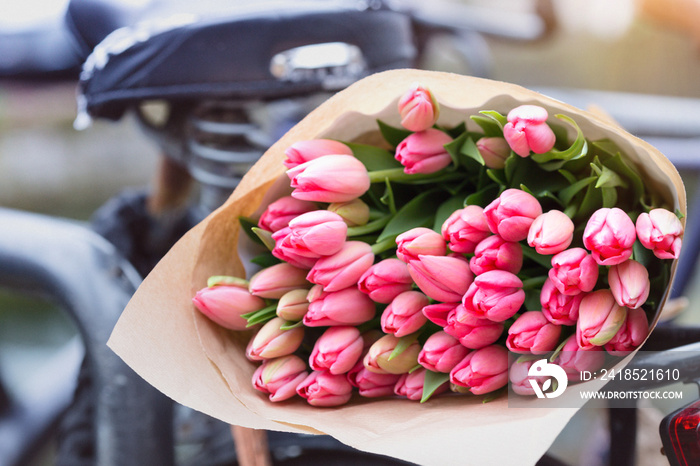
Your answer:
[1,0,700,465]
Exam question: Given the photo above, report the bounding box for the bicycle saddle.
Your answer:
[68,0,416,121]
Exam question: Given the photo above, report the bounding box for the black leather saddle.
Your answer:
[65,0,417,120]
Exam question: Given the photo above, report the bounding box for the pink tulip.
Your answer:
[608,260,650,309]
[450,345,509,395]
[246,317,305,361]
[381,291,430,337]
[476,137,511,169]
[307,241,374,292]
[447,305,504,349]
[554,336,605,381]
[441,205,491,254]
[276,289,310,322]
[396,227,447,262]
[540,278,584,326]
[484,189,543,242]
[583,207,636,266]
[328,199,370,227]
[364,334,421,375]
[271,227,319,269]
[509,358,547,396]
[253,355,308,401]
[258,196,317,232]
[296,371,353,407]
[418,331,469,373]
[192,284,267,330]
[395,368,449,401]
[283,139,353,169]
[407,254,473,303]
[286,210,348,256]
[249,263,311,299]
[398,83,439,132]
[395,129,453,175]
[577,289,628,350]
[502,105,556,157]
[461,270,525,322]
[605,308,649,356]
[527,210,574,255]
[469,235,523,275]
[506,311,562,355]
[548,248,599,296]
[347,361,401,398]
[358,259,414,303]
[636,208,683,259]
[309,326,364,375]
[422,302,459,327]
[303,285,376,326]
[287,154,370,203]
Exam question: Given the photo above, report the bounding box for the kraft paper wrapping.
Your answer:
[108,69,686,466]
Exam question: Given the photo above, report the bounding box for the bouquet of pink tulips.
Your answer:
[110,70,686,465]
[191,81,684,406]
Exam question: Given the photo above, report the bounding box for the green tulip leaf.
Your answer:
[531,114,588,166]
[252,227,276,251]
[465,184,499,208]
[479,110,508,128]
[377,119,413,148]
[377,190,446,242]
[346,142,403,171]
[421,370,450,403]
[388,332,420,361]
[558,176,597,206]
[433,195,468,232]
[239,216,265,246]
[470,114,504,137]
[250,253,282,268]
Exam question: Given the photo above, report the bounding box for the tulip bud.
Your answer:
[258,196,317,232]
[476,137,511,169]
[398,83,439,132]
[548,248,599,296]
[394,368,449,401]
[583,207,636,266]
[287,154,371,203]
[608,260,650,309]
[604,308,649,356]
[283,139,353,169]
[509,358,546,396]
[422,302,459,327]
[408,254,473,303]
[502,105,556,157]
[303,286,376,327]
[441,205,491,254]
[484,189,543,242]
[418,331,469,373]
[540,278,584,326]
[447,305,505,349]
[395,129,452,175]
[364,334,421,375]
[450,345,509,395]
[192,284,267,330]
[527,210,574,255]
[309,326,364,375]
[554,336,605,381]
[296,371,353,407]
[396,227,447,263]
[576,289,628,350]
[270,227,318,269]
[307,241,374,292]
[249,263,311,299]
[358,258,414,304]
[462,270,525,322]
[246,317,304,361]
[253,355,308,402]
[506,311,562,355]
[469,235,523,275]
[347,361,401,398]
[276,289,310,322]
[328,199,371,227]
[635,208,683,259]
[286,210,348,256]
[381,291,430,338]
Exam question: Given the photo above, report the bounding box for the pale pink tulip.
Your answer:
[358,259,414,303]
[258,196,317,232]
[476,137,511,169]
[441,205,491,254]
[381,291,429,337]
[347,361,401,398]
[253,355,308,401]
[554,336,605,381]
[363,334,421,375]
[398,83,439,132]
[249,263,311,299]
[307,241,374,292]
[527,210,574,255]
[469,235,523,275]
[328,199,370,227]
[450,345,509,395]
[276,289,310,322]
[309,326,364,375]
[246,317,304,361]
[608,260,650,309]
[583,207,636,266]
[577,289,628,350]
[407,254,473,303]
[287,154,370,203]
[303,286,376,327]
[283,139,353,169]
[418,331,469,373]
[461,270,525,322]
[395,129,452,175]
[509,358,546,396]
[605,308,649,356]
[636,208,683,259]
[192,284,266,330]
[502,105,556,157]
[296,371,353,407]
[396,227,446,262]
[484,189,543,242]
[506,311,562,355]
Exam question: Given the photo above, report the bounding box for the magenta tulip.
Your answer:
[502,105,556,157]
[461,270,525,322]
[381,291,430,337]
[447,305,504,349]
[253,355,308,401]
[303,286,376,327]
[608,260,650,309]
[246,317,305,361]
[287,154,370,203]
[296,371,353,407]
[548,248,599,296]
[577,289,628,350]
[469,235,523,275]
[395,129,452,175]
[407,254,473,303]
[506,311,562,355]
[309,326,364,375]
[540,278,584,326]
[636,208,683,259]
[398,83,439,132]
[441,205,491,254]
[307,241,374,292]
[276,289,310,322]
[422,302,459,327]
[192,284,266,330]
[605,308,649,356]
[283,139,353,169]
[396,227,446,262]
[418,331,469,373]
[582,207,636,266]
[258,196,317,232]
[484,188,543,242]
[358,258,414,304]
[450,345,509,395]
[527,210,574,255]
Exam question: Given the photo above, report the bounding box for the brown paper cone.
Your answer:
[108,69,686,466]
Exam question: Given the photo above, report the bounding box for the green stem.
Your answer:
[371,236,398,255]
[347,216,392,237]
[367,168,462,184]
[521,276,547,290]
[368,168,408,183]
